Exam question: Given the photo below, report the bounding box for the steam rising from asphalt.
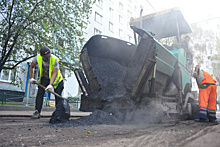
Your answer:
[62,103,165,127]
[115,100,165,125]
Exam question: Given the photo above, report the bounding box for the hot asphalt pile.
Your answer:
[50,108,166,127]
[58,109,123,127]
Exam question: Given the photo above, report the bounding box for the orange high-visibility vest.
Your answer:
[200,71,216,85]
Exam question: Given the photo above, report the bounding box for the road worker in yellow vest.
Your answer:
[29,46,67,123]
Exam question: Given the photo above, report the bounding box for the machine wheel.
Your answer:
[187,103,192,116]
[186,99,199,120]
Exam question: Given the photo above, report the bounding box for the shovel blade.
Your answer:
[62,98,71,116]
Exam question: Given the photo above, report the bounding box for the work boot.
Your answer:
[199,118,207,122]
[209,119,219,125]
[31,110,40,119]
[194,118,208,122]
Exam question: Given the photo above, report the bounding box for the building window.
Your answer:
[127,22,130,29]
[95,12,102,24]
[109,7,113,17]
[97,0,103,8]
[81,21,88,34]
[127,35,132,42]
[119,15,123,24]
[119,2,123,11]
[127,10,132,18]
[109,22,113,32]
[134,6,137,14]
[94,28,102,35]
[119,29,123,38]
[0,69,14,82]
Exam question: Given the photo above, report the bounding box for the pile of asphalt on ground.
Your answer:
[51,107,165,127]
[54,110,123,127]
[49,102,166,127]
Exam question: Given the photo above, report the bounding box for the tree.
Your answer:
[0,0,95,74]
[190,24,210,65]
[211,38,220,76]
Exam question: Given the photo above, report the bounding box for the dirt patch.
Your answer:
[0,110,219,147]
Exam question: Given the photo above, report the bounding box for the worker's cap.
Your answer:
[40,46,51,58]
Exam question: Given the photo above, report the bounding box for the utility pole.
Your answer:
[140,8,143,29]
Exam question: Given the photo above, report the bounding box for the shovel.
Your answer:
[35,81,70,116]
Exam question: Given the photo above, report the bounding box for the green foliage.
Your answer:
[190,24,215,65]
[0,0,95,87]
[67,96,80,102]
[2,102,34,107]
[66,91,81,102]
[191,24,220,76]
[211,38,220,76]
[0,0,95,70]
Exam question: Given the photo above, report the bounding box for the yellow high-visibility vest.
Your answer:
[37,54,63,89]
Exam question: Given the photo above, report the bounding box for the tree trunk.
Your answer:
[0,62,5,73]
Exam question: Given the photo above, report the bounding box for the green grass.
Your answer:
[1,102,35,107]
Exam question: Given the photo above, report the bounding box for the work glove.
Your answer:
[29,78,37,84]
[45,85,53,92]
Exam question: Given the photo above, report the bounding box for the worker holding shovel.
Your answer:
[29,46,70,123]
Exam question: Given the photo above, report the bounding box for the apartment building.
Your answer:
[83,0,155,42]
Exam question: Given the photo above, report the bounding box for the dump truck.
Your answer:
[74,8,199,122]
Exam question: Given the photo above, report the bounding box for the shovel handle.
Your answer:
[35,82,62,98]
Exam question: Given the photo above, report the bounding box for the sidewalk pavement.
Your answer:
[1,105,219,119]
[0,105,92,117]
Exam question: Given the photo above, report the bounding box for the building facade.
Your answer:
[83,0,155,42]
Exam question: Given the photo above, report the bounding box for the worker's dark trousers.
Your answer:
[35,77,64,113]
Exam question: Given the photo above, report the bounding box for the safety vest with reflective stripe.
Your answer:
[37,54,63,89]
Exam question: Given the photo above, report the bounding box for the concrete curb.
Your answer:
[0,105,80,112]
[0,111,92,117]
[0,105,92,117]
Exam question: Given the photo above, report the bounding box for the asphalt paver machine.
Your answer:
[74,8,199,122]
